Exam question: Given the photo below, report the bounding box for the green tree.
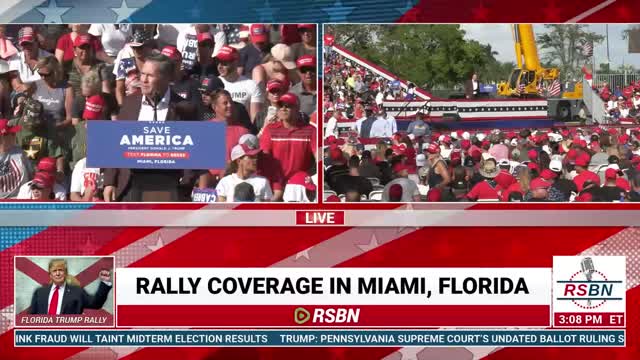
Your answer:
[326,24,502,91]
[537,25,604,81]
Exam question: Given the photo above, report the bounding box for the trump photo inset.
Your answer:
[15,256,114,327]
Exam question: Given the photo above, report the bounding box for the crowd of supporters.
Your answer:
[594,81,640,123]
[0,24,317,202]
[322,49,640,202]
[323,125,640,202]
[323,50,417,139]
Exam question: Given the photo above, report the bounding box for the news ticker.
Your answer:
[14,330,626,347]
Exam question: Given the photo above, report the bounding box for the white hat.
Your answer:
[422,142,431,150]
[510,138,518,147]
[438,134,445,142]
[542,145,551,155]
[270,44,296,70]
[462,131,470,140]
[326,107,335,112]
[451,131,458,139]
[230,144,261,161]
[476,133,486,142]
[549,159,563,172]
[482,152,494,161]
[498,158,510,166]
[238,134,259,150]
[607,163,620,171]
[548,133,563,143]
[416,153,426,167]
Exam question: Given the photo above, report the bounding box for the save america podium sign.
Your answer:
[86,121,226,169]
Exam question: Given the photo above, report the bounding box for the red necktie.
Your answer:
[48,286,59,315]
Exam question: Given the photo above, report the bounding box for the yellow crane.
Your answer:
[498,24,582,100]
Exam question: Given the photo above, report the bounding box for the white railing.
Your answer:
[594,73,640,91]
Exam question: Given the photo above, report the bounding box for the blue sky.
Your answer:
[461,24,640,68]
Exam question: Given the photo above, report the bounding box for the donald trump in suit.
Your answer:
[29,259,112,315]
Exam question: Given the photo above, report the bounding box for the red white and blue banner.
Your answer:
[1,203,639,359]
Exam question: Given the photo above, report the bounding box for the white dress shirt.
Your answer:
[386,114,397,135]
[139,87,171,121]
[370,117,391,138]
[325,116,338,138]
[48,283,65,315]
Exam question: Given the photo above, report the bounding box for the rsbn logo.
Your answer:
[555,257,624,310]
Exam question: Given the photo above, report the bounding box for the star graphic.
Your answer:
[255,0,278,22]
[467,346,500,360]
[471,2,489,21]
[322,0,355,22]
[80,236,102,255]
[0,305,13,322]
[110,0,138,23]
[357,232,380,253]
[36,0,72,23]
[146,233,164,252]
[541,2,563,25]
[295,246,312,261]
[328,347,347,359]
[397,202,422,233]
[395,0,415,15]
[615,4,632,21]
[111,346,141,359]
[396,347,422,360]
[24,148,38,159]
[187,6,200,19]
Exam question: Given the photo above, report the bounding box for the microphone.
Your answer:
[581,257,594,281]
[581,257,595,306]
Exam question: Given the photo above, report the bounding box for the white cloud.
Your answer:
[461,24,515,63]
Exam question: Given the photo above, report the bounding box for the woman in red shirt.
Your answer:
[202,90,251,187]
[55,24,111,73]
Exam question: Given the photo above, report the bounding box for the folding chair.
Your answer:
[323,190,337,201]
[369,190,384,201]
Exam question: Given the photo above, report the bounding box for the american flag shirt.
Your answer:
[0,146,33,199]
[114,54,142,96]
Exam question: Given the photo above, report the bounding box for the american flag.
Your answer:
[537,80,545,97]
[223,24,243,46]
[581,40,594,57]
[117,57,137,79]
[547,79,562,97]
[0,157,23,195]
[515,82,526,95]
